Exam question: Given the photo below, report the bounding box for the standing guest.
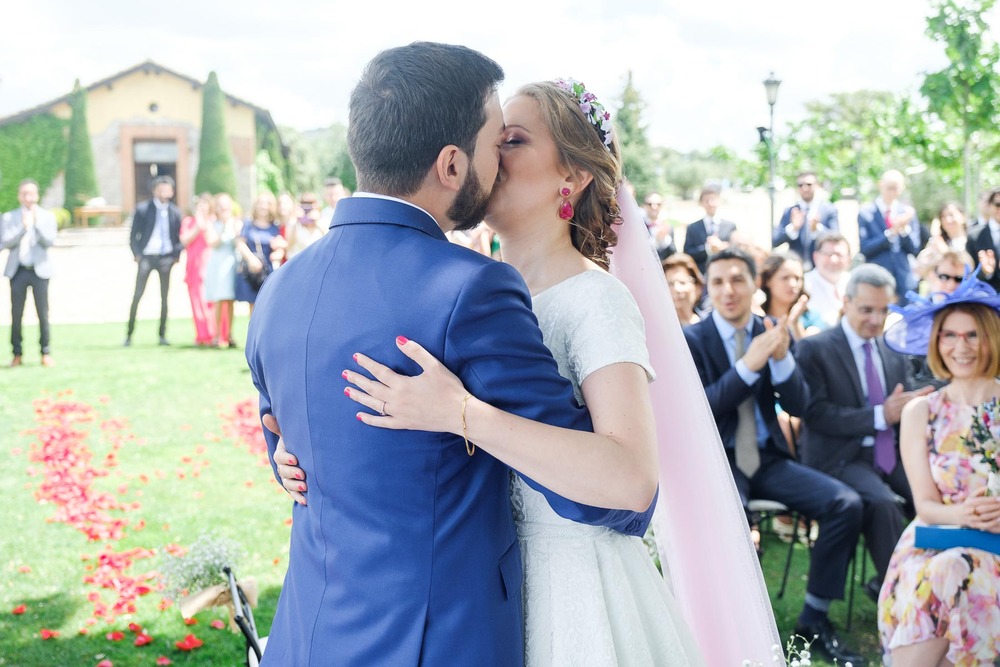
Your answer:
[179,193,216,347]
[683,185,736,275]
[804,232,851,330]
[965,186,1000,292]
[125,175,182,346]
[318,177,347,229]
[284,192,325,261]
[644,192,675,260]
[970,189,992,229]
[760,252,820,340]
[797,264,933,601]
[1,179,57,367]
[878,276,1000,666]
[858,169,922,305]
[683,247,864,665]
[772,171,839,267]
[236,192,286,317]
[275,193,298,248]
[662,253,703,326]
[915,202,968,283]
[203,193,239,348]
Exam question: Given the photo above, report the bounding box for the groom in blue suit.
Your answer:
[246,43,653,666]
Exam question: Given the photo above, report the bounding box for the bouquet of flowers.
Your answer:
[962,398,1000,497]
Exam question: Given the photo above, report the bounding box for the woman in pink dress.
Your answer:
[880,276,1000,666]
[179,193,216,346]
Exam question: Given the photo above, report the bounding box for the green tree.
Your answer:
[0,115,68,212]
[195,72,238,196]
[614,71,661,197]
[63,80,99,211]
[922,0,1000,212]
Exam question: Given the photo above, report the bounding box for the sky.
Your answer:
[0,1,978,154]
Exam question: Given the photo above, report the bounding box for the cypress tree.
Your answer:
[195,71,238,195]
[63,79,99,211]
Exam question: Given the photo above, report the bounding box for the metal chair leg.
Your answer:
[777,512,799,599]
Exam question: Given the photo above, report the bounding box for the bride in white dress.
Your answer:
[310,80,707,665]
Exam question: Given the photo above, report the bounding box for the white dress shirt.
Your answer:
[840,318,888,446]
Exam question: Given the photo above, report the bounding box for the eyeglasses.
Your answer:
[797,182,816,188]
[939,330,978,346]
[936,272,964,284]
[817,250,848,259]
[667,278,696,288]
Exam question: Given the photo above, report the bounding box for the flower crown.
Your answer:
[554,78,614,151]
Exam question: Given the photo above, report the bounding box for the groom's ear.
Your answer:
[433,145,469,193]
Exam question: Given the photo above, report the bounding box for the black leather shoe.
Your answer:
[863,577,881,603]
[158,337,170,346]
[794,618,865,666]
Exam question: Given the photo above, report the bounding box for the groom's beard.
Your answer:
[449,162,491,232]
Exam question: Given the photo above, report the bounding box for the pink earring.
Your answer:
[558,188,574,220]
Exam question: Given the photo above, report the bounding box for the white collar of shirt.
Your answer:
[840,317,871,351]
[352,192,438,229]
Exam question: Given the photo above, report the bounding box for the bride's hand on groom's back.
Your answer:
[264,414,308,505]
[344,336,469,435]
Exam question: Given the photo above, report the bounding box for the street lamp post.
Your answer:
[763,72,781,236]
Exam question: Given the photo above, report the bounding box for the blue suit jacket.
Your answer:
[682,315,807,466]
[246,196,653,666]
[682,218,737,274]
[771,202,839,262]
[857,203,919,304]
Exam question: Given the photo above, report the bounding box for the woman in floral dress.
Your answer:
[880,277,1000,667]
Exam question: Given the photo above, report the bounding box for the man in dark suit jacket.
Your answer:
[965,187,1000,292]
[797,264,933,600]
[125,175,182,346]
[772,171,839,266]
[857,169,921,305]
[244,42,652,666]
[684,247,863,665]
[683,185,737,275]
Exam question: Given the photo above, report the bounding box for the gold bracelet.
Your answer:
[461,393,474,456]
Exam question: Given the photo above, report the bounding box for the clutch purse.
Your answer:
[914,524,1000,556]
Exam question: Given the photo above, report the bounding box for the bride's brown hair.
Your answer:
[515,82,621,269]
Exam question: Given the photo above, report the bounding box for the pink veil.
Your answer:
[610,186,782,665]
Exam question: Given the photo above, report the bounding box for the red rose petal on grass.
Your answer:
[128,622,142,633]
[209,619,225,629]
[106,630,125,641]
[12,604,26,615]
[157,599,173,611]
[175,633,204,651]
[39,628,59,639]
[273,557,281,565]
[78,628,88,635]
[134,633,153,646]
[96,660,113,667]
[155,657,173,666]
[18,565,31,573]
[283,517,293,526]
[183,617,197,625]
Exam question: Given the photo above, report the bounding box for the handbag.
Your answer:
[238,236,272,290]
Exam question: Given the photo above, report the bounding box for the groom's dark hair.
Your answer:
[348,42,504,197]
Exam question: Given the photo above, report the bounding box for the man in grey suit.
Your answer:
[797,264,932,600]
[1,179,57,367]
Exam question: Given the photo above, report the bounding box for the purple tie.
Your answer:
[863,341,897,474]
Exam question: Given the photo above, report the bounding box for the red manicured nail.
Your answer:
[397,336,408,345]
[353,353,358,361]
[295,472,302,480]
[298,484,305,492]
[344,388,351,397]
[342,370,349,380]
[356,413,363,421]
[288,457,297,465]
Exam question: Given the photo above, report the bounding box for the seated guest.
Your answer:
[804,232,851,330]
[760,252,822,341]
[797,265,933,601]
[662,253,703,326]
[878,274,1000,666]
[683,247,864,665]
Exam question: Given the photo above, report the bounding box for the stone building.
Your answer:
[0,60,283,214]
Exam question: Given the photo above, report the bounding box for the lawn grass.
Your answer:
[0,319,882,666]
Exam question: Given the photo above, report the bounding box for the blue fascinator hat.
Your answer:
[884,267,1000,356]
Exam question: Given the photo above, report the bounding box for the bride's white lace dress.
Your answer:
[512,270,705,666]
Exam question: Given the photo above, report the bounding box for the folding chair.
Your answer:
[748,498,808,599]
